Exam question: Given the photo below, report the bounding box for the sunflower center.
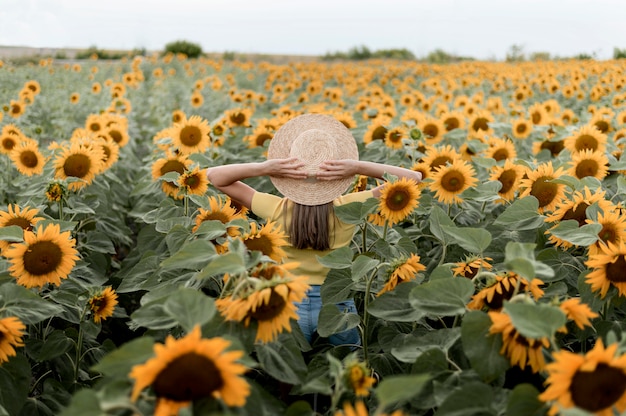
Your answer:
[484,279,517,310]
[5,217,34,231]
[244,235,275,258]
[492,149,510,161]
[108,130,123,144]
[598,225,617,245]
[63,154,92,178]
[183,175,199,188]
[388,131,403,143]
[180,126,202,147]
[541,140,564,157]
[2,137,16,151]
[256,133,272,147]
[472,117,489,132]
[570,364,626,412]
[531,112,542,124]
[160,160,186,176]
[530,177,558,209]
[605,255,626,283]
[89,123,101,132]
[444,117,459,131]
[372,126,387,141]
[230,113,246,125]
[594,120,610,133]
[516,123,527,134]
[575,160,599,179]
[17,150,38,168]
[562,203,589,227]
[386,188,410,211]
[152,352,224,402]
[430,156,452,171]
[423,124,439,138]
[89,296,106,312]
[498,170,517,194]
[441,171,465,192]
[250,289,288,321]
[575,135,598,152]
[23,241,63,276]
[10,104,22,115]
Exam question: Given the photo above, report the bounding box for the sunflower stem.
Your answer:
[361,269,378,368]
[58,199,64,221]
[183,195,189,217]
[73,308,87,389]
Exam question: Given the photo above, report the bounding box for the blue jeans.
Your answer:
[295,285,361,347]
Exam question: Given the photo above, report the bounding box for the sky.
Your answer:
[1,0,625,61]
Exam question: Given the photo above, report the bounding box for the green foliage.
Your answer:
[614,47,626,59]
[163,39,203,58]
[322,45,415,61]
[75,45,126,60]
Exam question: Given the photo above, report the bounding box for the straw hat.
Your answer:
[268,113,358,205]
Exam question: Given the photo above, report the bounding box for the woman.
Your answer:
[206,114,421,346]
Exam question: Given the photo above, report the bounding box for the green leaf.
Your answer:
[30,330,74,361]
[0,225,23,243]
[129,297,178,331]
[316,246,353,269]
[441,225,492,253]
[0,354,30,416]
[255,335,307,384]
[504,302,567,339]
[0,283,63,325]
[369,281,425,322]
[160,239,217,271]
[91,336,156,378]
[316,303,361,337]
[374,374,430,409]
[409,278,475,316]
[429,205,456,244]
[548,220,601,246]
[461,311,509,382]
[334,201,368,224]
[504,242,554,280]
[80,231,116,254]
[506,383,545,416]
[163,287,216,332]
[391,328,461,363]
[435,381,496,416]
[351,255,379,282]
[460,180,502,202]
[195,252,246,279]
[320,268,355,304]
[58,389,102,416]
[493,197,546,230]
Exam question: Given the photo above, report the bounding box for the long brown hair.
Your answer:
[289,202,334,250]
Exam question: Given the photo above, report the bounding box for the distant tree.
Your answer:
[505,44,525,62]
[614,47,626,59]
[529,51,551,61]
[347,45,372,60]
[373,48,416,60]
[426,49,453,64]
[163,40,203,58]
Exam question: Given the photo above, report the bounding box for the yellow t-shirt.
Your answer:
[251,191,375,285]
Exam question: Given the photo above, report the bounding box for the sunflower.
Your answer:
[585,240,626,298]
[0,204,43,254]
[53,142,104,191]
[511,118,533,139]
[484,137,517,162]
[468,272,544,311]
[241,221,289,262]
[130,325,250,414]
[91,82,102,94]
[344,361,376,397]
[384,126,407,150]
[532,136,565,157]
[170,115,211,155]
[488,160,525,203]
[590,114,613,134]
[4,223,79,288]
[421,144,461,172]
[362,120,389,145]
[0,125,23,155]
[171,109,186,124]
[488,310,550,373]
[216,275,310,343]
[104,123,130,148]
[528,103,549,125]
[9,141,45,176]
[419,117,446,145]
[9,100,25,118]
[586,210,626,257]
[85,114,105,133]
[70,92,80,104]
[452,255,493,279]
[45,181,67,203]
[558,297,598,331]
[151,152,192,199]
[377,177,421,225]
[224,108,253,128]
[24,80,41,95]
[545,187,614,249]
[190,91,204,108]
[378,254,426,296]
[440,111,466,132]
[193,197,244,253]
[564,124,608,154]
[88,287,118,323]
[518,162,567,213]
[334,400,407,416]
[95,137,120,172]
[244,125,274,148]
[177,167,209,197]
[430,159,478,205]
[0,316,26,364]
[567,149,609,181]
[467,110,495,139]
[539,339,626,416]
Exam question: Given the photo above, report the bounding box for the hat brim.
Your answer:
[268,114,358,205]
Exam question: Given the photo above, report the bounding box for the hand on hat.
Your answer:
[316,159,358,181]
[263,157,308,179]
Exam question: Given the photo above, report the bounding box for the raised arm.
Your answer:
[206,158,306,208]
[317,160,422,197]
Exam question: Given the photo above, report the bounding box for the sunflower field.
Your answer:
[1,53,626,416]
